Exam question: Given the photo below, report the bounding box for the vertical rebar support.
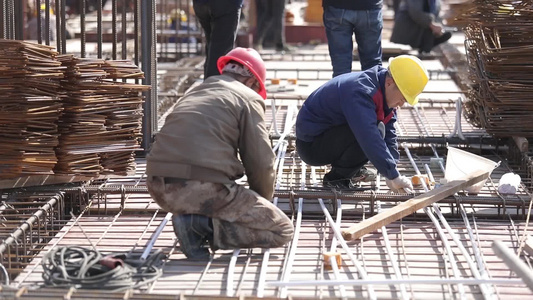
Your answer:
[0,1,5,39]
[97,0,102,58]
[80,0,85,57]
[14,0,23,40]
[45,0,50,45]
[141,0,157,153]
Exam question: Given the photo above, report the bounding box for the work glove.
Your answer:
[386,175,414,193]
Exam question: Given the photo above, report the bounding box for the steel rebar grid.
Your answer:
[0,192,64,280]
[373,175,410,300]
[256,111,293,297]
[413,99,495,296]
[267,68,455,82]
[403,143,495,299]
[310,167,376,300]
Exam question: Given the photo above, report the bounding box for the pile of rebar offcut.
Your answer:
[0,40,64,179]
[55,56,149,176]
[458,0,533,137]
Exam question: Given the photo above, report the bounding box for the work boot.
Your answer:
[322,170,352,189]
[350,167,377,183]
[253,43,263,51]
[275,44,294,53]
[172,214,213,260]
[433,31,452,47]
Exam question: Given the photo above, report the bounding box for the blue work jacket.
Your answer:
[295,66,400,180]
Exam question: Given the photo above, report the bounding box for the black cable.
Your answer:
[41,246,164,291]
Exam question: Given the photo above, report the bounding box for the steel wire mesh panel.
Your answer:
[0,192,64,280]
[460,0,533,137]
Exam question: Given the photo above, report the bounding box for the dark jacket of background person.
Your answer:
[390,0,442,52]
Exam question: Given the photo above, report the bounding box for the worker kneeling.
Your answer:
[146,48,294,259]
[295,55,429,192]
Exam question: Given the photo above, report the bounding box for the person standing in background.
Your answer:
[194,0,243,78]
[322,0,384,77]
[253,0,291,52]
[390,0,452,54]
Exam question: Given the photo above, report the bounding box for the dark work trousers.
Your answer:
[254,0,286,48]
[193,1,241,78]
[418,28,436,53]
[296,124,368,180]
[146,176,294,251]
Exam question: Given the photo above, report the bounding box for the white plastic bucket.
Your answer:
[444,147,499,194]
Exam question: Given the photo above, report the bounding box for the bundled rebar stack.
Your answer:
[0,40,64,179]
[458,0,533,136]
[56,56,148,176]
[98,61,149,175]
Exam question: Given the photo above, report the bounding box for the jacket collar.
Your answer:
[378,68,395,114]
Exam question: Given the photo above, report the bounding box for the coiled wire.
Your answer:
[42,246,164,292]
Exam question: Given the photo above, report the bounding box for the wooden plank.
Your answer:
[341,169,490,241]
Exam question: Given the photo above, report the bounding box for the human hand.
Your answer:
[430,23,444,36]
[386,175,414,193]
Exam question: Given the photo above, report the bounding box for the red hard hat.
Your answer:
[217,47,267,99]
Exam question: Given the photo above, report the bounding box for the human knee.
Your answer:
[274,219,295,247]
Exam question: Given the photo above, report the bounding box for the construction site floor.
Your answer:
[1,24,533,300]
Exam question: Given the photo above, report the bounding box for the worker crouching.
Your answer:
[295,55,429,192]
[146,48,294,259]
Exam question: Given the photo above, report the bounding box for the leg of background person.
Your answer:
[254,0,269,48]
[353,9,383,70]
[393,0,401,19]
[204,7,241,78]
[271,0,287,50]
[418,28,435,54]
[323,6,355,77]
[193,2,212,78]
[204,6,241,78]
[257,0,275,48]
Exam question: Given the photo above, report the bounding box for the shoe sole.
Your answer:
[351,174,376,183]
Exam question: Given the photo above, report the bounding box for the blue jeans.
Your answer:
[323,6,383,76]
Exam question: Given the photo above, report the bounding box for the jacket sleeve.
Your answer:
[406,0,435,27]
[385,113,400,162]
[341,91,400,180]
[238,99,276,200]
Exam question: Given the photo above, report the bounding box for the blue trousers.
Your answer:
[323,6,383,76]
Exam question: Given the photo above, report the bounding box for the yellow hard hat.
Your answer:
[40,3,54,14]
[170,9,187,22]
[388,55,429,106]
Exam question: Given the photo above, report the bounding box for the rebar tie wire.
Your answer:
[41,246,165,292]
